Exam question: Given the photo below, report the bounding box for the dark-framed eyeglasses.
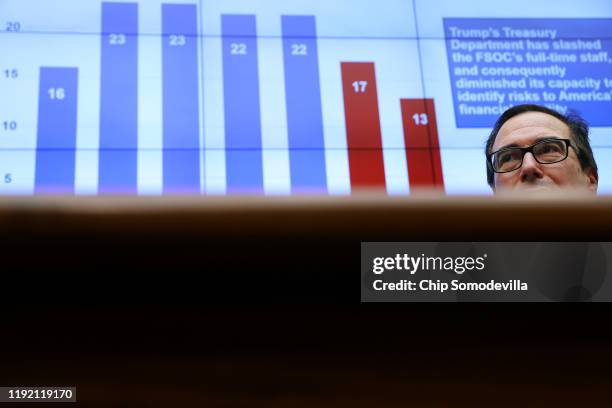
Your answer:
[488,138,574,173]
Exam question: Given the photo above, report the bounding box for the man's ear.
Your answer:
[585,167,598,193]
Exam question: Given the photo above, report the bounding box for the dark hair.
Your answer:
[485,104,598,189]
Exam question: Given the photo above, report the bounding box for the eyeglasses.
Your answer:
[488,138,574,173]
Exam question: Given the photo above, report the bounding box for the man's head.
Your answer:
[485,104,598,194]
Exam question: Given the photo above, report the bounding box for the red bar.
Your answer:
[400,98,445,191]
[340,62,386,190]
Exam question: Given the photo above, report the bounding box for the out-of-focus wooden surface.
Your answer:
[0,195,611,406]
[1,306,611,407]
[1,194,611,303]
[1,194,612,239]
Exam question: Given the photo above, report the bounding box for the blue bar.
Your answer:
[221,15,263,194]
[99,2,138,194]
[162,4,201,194]
[35,67,78,194]
[282,16,327,194]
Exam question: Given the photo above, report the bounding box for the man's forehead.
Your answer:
[493,111,571,150]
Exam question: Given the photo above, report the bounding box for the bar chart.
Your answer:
[0,0,450,195]
[8,0,610,195]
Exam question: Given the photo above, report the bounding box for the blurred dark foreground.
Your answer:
[1,194,611,406]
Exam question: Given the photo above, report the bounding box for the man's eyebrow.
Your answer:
[496,136,564,151]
